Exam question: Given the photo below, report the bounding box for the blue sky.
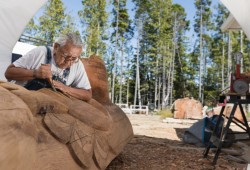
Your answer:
[60,0,206,26]
[173,0,196,23]
[173,0,218,51]
[36,0,217,35]
[173,0,218,31]
[34,0,219,51]
[36,0,218,29]
[62,0,216,38]
[173,0,197,49]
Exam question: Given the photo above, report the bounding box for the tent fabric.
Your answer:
[220,0,250,39]
[12,42,36,56]
[220,14,241,31]
[183,116,224,147]
[183,119,204,147]
[0,0,47,80]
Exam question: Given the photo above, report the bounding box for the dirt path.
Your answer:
[107,114,248,170]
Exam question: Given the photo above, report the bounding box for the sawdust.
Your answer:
[107,114,248,170]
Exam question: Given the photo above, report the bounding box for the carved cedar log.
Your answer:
[0,85,37,170]
[81,55,134,157]
[0,55,133,170]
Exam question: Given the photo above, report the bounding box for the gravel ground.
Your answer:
[107,114,249,170]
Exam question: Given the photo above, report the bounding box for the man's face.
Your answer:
[53,42,82,69]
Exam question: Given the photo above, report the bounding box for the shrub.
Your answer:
[158,109,173,118]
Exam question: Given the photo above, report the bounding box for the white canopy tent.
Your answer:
[12,42,36,56]
[220,0,250,39]
[0,0,47,80]
[220,14,241,31]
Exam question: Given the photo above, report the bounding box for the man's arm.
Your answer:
[5,64,52,81]
[53,80,92,101]
[5,64,35,81]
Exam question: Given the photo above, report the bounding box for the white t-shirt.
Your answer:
[13,46,91,90]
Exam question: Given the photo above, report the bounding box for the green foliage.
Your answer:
[109,0,134,103]
[38,0,66,44]
[172,4,191,99]
[247,112,250,118]
[111,0,133,45]
[131,0,174,105]
[61,15,79,35]
[23,0,79,45]
[78,0,108,57]
[23,18,38,37]
[208,3,229,95]
[157,109,173,118]
[194,0,212,34]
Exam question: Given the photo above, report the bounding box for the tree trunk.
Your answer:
[127,79,129,105]
[97,21,100,55]
[240,30,243,72]
[166,48,171,106]
[222,33,225,91]
[111,0,119,103]
[162,52,166,108]
[154,58,158,108]
[170,13,177,106]
[158,77,162,110]
[137,31,142,107]
[228,32,231,88]
[199,4,203,104]
[119,40,124,104]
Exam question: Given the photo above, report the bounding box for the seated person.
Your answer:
[5,32,92,101]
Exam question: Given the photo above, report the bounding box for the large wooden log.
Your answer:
[172,97,203,119]
[0,86,37,170]
[0,55,133,169]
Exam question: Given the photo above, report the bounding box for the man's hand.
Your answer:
[34,64,52,79]
[53,80,67,93]
[53,80,92,101]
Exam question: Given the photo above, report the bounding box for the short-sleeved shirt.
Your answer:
[13,46,91,90]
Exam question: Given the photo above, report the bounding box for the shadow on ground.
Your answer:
[107,132,247,170]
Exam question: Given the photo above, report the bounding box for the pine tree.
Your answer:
[171,4,190,100]
[23,0,79,46]
[23,18,38,37]
[194,0,212,104]
[210,3,229,97]
[110,0,133,103]
[78,0,108,56]
[38,0,67,44]
[61,14,79,35]
[132,0,172,108]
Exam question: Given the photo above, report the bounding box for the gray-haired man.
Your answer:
[5,33,92,101]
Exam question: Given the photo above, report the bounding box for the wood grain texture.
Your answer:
[0,86,37,170]
[0,55,133,169]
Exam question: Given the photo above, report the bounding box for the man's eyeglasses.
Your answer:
[60,52,80,63]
